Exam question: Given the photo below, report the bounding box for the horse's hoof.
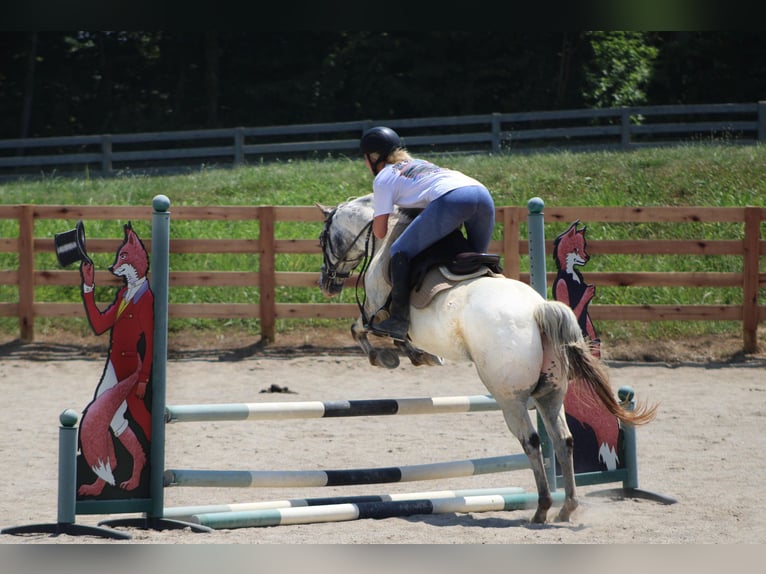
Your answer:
[369,349,400,369]
[424,353,445,366]
[377,348,400,369]
[555,500,578,522]
[531,509,548,524]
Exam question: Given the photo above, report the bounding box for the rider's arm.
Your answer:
[373,214,389,239]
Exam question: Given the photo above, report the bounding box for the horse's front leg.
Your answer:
[351,318,400,369]
[394,340,445,367]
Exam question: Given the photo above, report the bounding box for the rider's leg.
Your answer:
[369,187,494,341]
[370,251,411,340]
[448,185,496,253]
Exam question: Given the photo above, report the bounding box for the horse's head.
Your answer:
[316,196,375,297]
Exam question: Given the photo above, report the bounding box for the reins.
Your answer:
[319,202,400,326]
[319,211,373,282]
[320,209,376,323]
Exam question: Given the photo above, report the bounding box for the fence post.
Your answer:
[101,135,113,175]
[234,127,245,166]
[259,205,276,342]
[742,206,761,353]
[758,102,766,142]
[18,204,35,341]
[500,206,521,279]
[620,107,631,149]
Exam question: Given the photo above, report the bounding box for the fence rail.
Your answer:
[0,203,764,353]
[1,103,765,179]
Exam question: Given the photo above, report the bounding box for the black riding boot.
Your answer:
[371,252,410,341]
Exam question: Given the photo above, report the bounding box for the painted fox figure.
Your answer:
[77,222,154,498]
[552,220,620,473]
[553,220,599,354]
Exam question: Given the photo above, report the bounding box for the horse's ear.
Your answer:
[315,202,334,217]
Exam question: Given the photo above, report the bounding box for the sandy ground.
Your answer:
[1,337,765,546]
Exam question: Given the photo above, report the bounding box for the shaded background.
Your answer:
[2,31,765,140]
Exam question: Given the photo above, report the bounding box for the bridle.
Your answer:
[319,207,374,285]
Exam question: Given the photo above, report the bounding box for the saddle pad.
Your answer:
[411,265,497,309]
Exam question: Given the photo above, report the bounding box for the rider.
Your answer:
[360,126,496,341]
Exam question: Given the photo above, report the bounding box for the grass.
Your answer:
[1,143,765,348]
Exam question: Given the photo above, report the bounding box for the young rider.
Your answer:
[360,126,496,341]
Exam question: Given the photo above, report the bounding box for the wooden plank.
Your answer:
[168,303,260,319]
[0,302,18,317]
[32,302,85,317]
[273,205,325,221]
[582,239,744,256]
[275,271,357,289]
[543,206,746,224]
[275,303,359,319]
[168,239,260,254]
[168,271,259,288]
[169,206,262,220]
[589,305,742,322]
[33,205,151,220]
[573,272,743,288]
[275,239,322,254]
[0,270,18,285]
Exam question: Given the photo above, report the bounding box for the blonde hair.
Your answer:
[367,148,411,169]
[389,149,411,163]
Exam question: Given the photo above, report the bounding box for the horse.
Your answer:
[316,193,657,524]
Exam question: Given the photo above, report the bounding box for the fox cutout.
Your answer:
[76,222,153,498]
[553,220,599,351]
[553,220,620,473]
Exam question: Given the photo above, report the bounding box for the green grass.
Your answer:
[1,143,765,345]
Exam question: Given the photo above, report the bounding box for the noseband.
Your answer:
[319,208,374,282]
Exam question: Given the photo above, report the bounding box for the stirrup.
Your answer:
[369,319,409,341]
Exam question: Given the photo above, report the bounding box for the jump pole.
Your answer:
[188,490,567,530]
[163,485,527,520]
[165,393,501,422]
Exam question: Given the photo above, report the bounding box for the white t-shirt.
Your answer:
[372,159,483,216]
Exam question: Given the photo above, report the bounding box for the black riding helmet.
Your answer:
[360,126,402,173]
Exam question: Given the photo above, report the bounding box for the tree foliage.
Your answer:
[0,31,764,139]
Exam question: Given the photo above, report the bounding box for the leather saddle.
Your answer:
[408,228,503,291]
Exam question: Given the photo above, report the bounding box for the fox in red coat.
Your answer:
[77,222,153,497]
[553,221,620,473]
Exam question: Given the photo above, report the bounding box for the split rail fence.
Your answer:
[0,203,763,352]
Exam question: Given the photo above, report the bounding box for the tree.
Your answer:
[581,31,659,108]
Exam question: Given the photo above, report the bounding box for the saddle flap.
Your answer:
[447,252,502,275]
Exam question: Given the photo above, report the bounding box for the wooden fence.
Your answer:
[2,102,765,179]
[0,203,764,352]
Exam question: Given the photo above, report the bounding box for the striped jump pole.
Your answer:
[163,485,526,520]
[164,453,531,488]
[165,394,500,423]
[189,490,567,530]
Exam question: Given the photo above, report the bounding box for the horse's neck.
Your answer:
[364,210,411,311]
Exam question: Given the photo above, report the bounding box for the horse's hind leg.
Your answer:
[394,340,445,367]
[534,390,578,522]
[498,400,554,524]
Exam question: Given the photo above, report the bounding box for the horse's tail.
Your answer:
[534,300,657,426]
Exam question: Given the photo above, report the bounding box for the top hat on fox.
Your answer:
[54,220,93,267]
